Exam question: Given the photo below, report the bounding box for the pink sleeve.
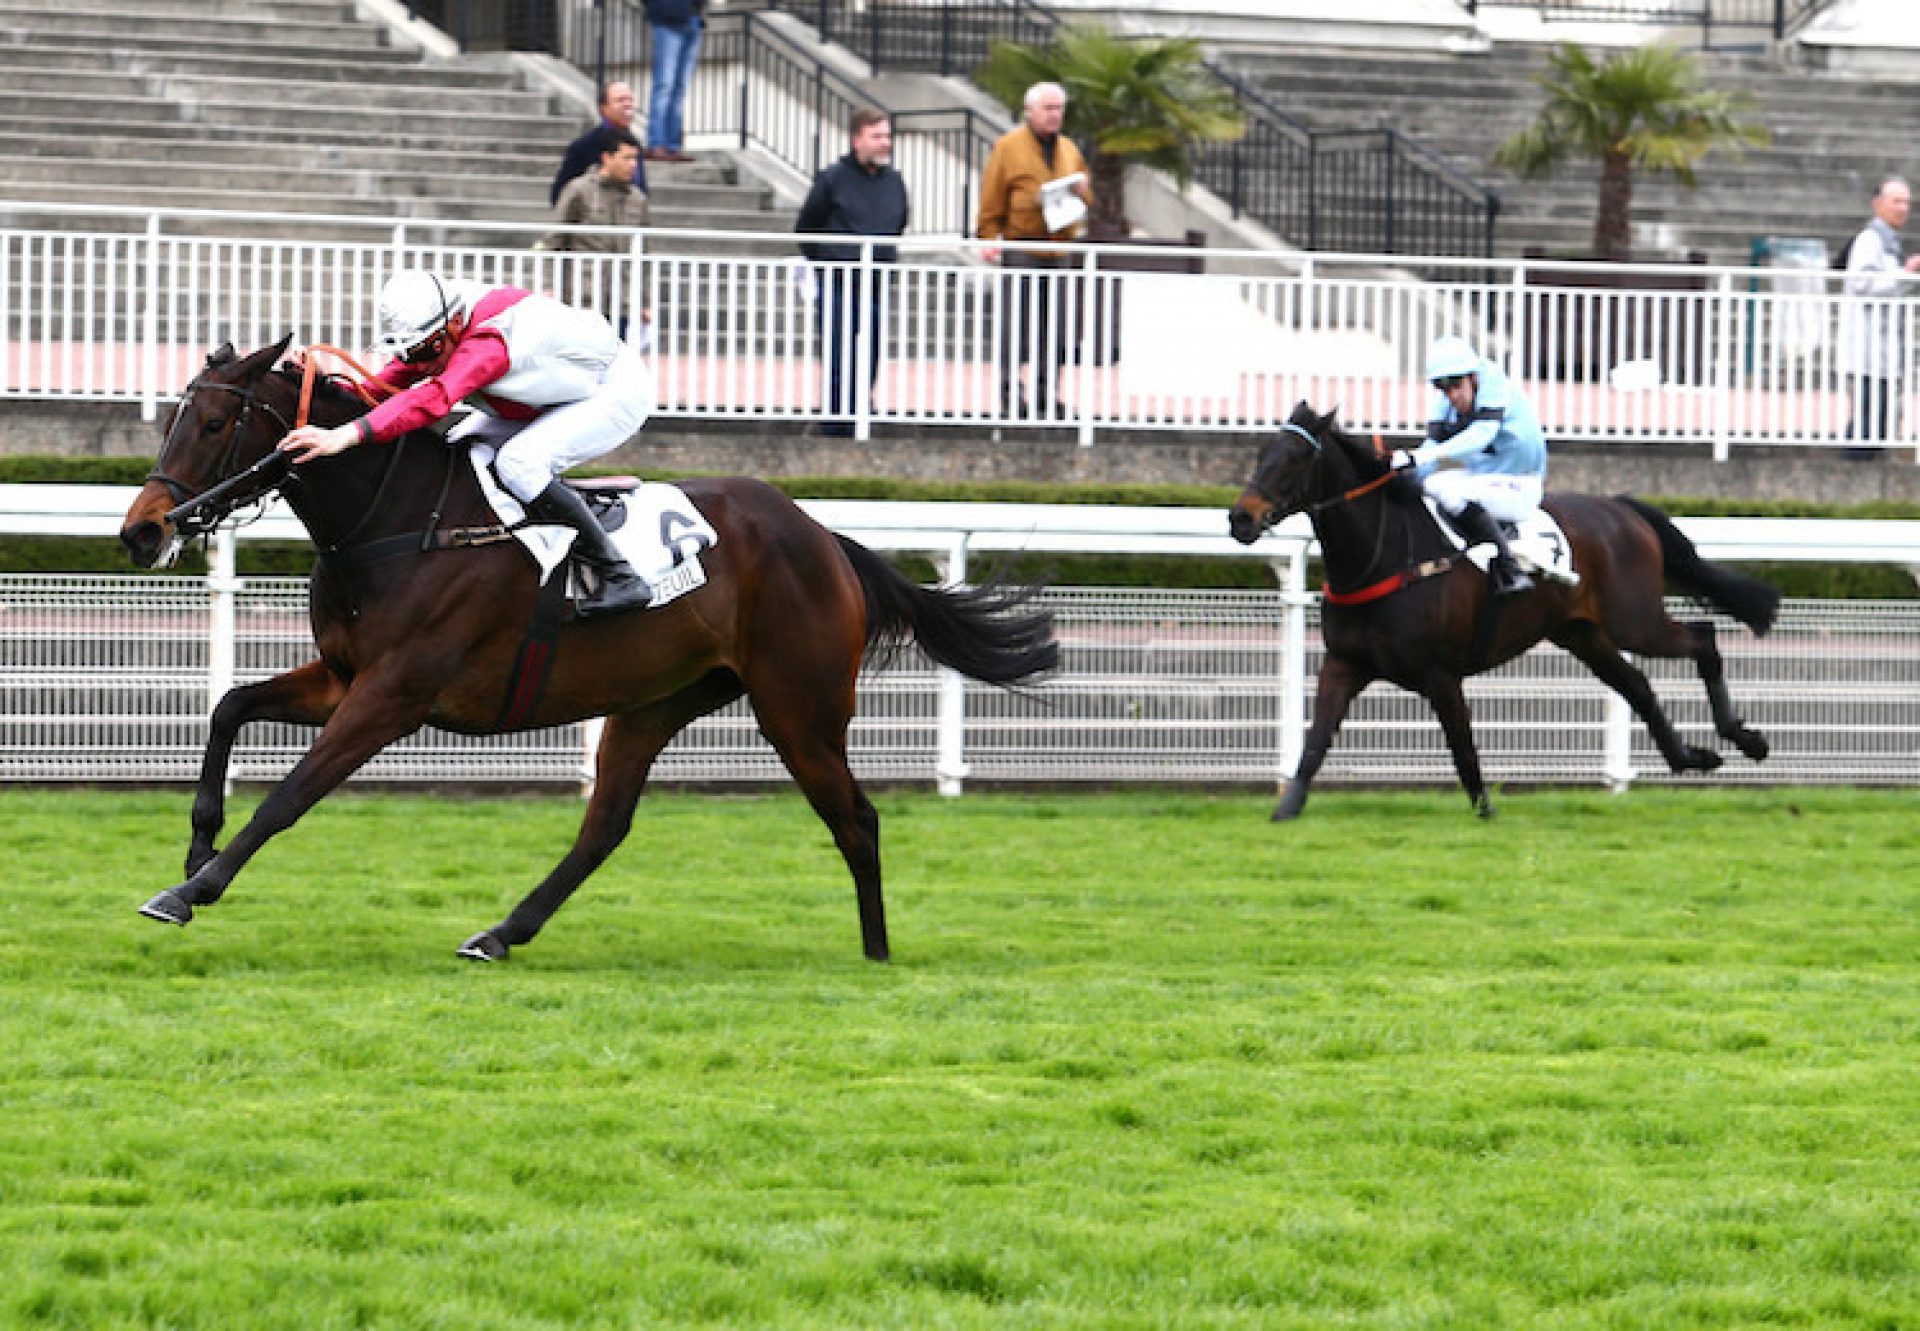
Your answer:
[358,328,512,443]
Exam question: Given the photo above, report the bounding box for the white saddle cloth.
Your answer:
[468,446,719,610]
[1424,498,1580,586]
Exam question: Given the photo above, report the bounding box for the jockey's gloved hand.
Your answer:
[1389,449,1418,471]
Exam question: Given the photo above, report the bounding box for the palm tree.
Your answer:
[974,24,1245,239]
[1495,42,1768,262]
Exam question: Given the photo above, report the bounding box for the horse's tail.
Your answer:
[1618,495,1780,637]
[835,535,1059,685]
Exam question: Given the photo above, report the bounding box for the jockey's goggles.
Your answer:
[1431,374,1472,392]
[400,330,451,366]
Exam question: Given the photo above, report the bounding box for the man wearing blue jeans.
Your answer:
[644,0,705,163]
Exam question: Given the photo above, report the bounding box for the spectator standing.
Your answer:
[976,81,1092,420]
[1841,176,1920,455]
[551,81,648,205]
[795,109,910,438]
[538,128,649,336]
[644,0,706,163]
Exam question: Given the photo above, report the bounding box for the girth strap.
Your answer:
[1322,556,1455,606]
[320,524,518,572]
[493,570,572,733]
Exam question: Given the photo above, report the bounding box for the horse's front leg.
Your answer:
[141,669,435,927]
[187,661,347,877]
[1274,656,1367,822]
[1424,672,1494,818]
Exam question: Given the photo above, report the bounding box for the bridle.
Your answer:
[149,372,300,542]
[1245,420,1397,531]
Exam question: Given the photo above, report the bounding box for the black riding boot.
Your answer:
[522,480,655,618]
[1446,501,1533,597]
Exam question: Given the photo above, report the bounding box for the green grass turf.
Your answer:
[1,786,1915,1329]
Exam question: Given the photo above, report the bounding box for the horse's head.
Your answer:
[1230,402,1384,544]
[119,334,295,568]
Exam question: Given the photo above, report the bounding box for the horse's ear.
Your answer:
[206,342,236,368]
[232,333,295,381]
[1317,406,1342,434]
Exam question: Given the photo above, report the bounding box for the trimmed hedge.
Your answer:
[6,456,1915,597]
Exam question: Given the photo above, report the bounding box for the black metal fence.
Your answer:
[1454,0,1836,45]
[755,0,1501,259]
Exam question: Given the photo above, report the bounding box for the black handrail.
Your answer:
[1453,0,1837,43]
[764,0,1501,258]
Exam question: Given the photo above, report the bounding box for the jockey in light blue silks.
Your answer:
[1391,336,1547,597]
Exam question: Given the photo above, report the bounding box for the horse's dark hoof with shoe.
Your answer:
[456,931,509,963]
[139,888,194,926]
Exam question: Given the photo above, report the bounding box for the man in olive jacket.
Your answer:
[796,109,910,436]
[977,81,1093,420]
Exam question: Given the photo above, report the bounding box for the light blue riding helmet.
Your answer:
[1425,336,1482,383]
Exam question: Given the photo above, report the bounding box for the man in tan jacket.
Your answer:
[977,82,1093,420]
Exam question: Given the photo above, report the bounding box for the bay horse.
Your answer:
[118,337,1057,962]
[1227,402,1779,820]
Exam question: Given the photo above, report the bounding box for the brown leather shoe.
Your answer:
[668,149,696,163]
[642,147,674,162]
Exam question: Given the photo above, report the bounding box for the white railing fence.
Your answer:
[4,486,1918,791]
[5,205,1919,457]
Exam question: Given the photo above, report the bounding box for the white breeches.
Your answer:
[1424,469,1544,524]
[451,344,655,503]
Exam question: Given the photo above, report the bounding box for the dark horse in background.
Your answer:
[118,337,1057,961]
[1228,403,1779,821]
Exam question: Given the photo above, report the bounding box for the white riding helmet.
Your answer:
[374,270,466,356]
[1426,336,1482,383]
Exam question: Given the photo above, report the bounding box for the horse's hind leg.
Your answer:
[1680,618,1769,762]
[1551,620,1721,773]
[186,661,346,877]
[746,682,886,962]
[459,671,746,963]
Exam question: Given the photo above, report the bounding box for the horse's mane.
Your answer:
[1295,404,1421,504]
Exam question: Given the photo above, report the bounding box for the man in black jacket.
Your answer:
[551,82,648,205]
[795,109,910,437]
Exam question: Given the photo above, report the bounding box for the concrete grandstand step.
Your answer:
[0,44,495,88]
[0,5,393,49]
[3,69,563,119]
[1,25,413,64]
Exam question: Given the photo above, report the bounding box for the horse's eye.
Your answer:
[201,417,225,434]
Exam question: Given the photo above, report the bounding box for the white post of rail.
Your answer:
[142,212,162,422]
[855,240,874,442]
[932,536,971,797]
[1276,542,1308,784]
[1711,271,1735,463]
[1077,246,1098,448]
[580,716,605,799]
[207,527,239,792]
[1602,663,1634,793]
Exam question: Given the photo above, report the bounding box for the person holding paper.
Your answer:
[977,81,1094,421]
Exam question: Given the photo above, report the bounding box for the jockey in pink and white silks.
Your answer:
[1391,336,1547,597]
[279,269,658,617]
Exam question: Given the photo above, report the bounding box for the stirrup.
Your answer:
[576,566,654,618]
[1489,559,1534,597]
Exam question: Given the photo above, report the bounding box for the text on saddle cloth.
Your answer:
[1422,498,1580,586]
[467,448,719,610]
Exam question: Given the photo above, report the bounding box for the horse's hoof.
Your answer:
[139,889,193,927]
[1475,796,1497,820]
[184,845,216,878]
[456,931,509,963]
[1735,730,1770,763]
[1690,748,1724,774]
